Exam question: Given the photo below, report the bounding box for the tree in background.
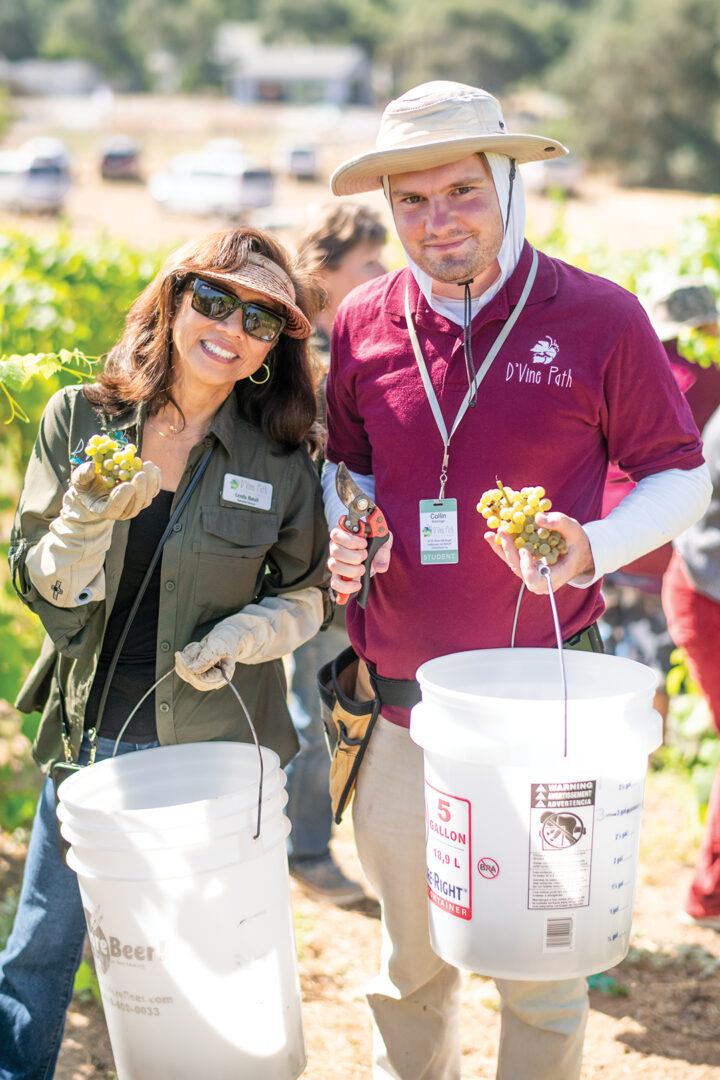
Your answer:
[40,0,146,89]
[0,0,47,61]
[381,0,582,95]
[550,0,720,190]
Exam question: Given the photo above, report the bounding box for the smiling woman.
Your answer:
[1,226,331,1078]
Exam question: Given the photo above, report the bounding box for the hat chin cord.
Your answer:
[456,158,516,408]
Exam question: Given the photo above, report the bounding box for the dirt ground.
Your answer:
[2,93,720,1079]
[1,764,720,1080]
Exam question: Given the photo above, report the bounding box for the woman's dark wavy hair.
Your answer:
[83,228,325,454]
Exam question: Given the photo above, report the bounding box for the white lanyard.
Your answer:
[404,246,539,499]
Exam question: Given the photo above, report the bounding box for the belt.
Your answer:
[563,621,604,653]
[368,621,604,709]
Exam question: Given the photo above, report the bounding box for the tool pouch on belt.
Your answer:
[318,644,420,824]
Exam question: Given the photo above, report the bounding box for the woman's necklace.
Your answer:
[146,418,208,440]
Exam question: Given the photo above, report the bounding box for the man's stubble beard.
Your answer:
[416,236,502,289]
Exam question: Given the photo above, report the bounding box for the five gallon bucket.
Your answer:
[56,742,306,1080]
[410,648,662,981]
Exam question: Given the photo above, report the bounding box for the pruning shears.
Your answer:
[334,461,390,609]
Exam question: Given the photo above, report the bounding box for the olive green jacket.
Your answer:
[9,385,330,771]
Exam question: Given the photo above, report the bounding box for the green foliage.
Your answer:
[657,652,719,817]
[73,959,103,1006]
[0,0,47,60]
[549,0,720,190]
[0,0,717,193]
[0,888,19,950]
[261,0,394,60]
[666,646,699,698]
[0,231,158,757]
[41,0,145,87]
[390,0,575,94]
[587,972,629,996]
[0,228,159,472]
[0,543,45,709]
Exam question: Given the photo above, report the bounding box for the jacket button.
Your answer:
[165,581,175,591]
[159,702,170,713]
[173,523,182,532]
[160,641,170,652]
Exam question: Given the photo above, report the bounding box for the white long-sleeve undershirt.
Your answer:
[321,460,711,586]
[576,463,710,586]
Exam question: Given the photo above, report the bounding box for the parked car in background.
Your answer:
[275,141,318,181]
[521,154,584,197]
[100,136,141,181]
[148,142,274,218]
[0,137,71,213]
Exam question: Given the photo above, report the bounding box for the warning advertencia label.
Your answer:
[425,781,472,920]
[528,780,596,911]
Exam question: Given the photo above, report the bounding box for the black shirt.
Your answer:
[85,489,174,743]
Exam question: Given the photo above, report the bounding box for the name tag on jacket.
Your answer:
[222,473,273,510]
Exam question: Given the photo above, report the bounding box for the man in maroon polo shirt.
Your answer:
[322,81,710,1080]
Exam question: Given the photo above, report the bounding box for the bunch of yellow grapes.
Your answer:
[85,434,143,492]
[477,481,568,566]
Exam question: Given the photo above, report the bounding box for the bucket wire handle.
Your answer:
[538,563,569,758]
[112,669,174,756]
[112,666,265,840]
[219,669,264,840]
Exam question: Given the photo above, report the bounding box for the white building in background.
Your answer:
[0,58,102,96]
[216,24,373,106]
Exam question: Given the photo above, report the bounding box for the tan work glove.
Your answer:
[62,459,163,523]
[175,587,324,691]
[25,459,162,608]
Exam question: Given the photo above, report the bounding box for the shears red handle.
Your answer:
[334,462,390,609]
[337,508,390,608]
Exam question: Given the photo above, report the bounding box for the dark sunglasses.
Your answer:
[191,278,287,343]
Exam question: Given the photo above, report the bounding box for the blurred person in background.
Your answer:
[600,279,720,723]
[284,202,387,905]
[663,404,720,930]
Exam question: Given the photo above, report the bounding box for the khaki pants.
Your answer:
[352,716,589,1080]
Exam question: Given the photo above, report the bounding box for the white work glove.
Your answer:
[25,459,162,608]
[175,587,324,691]
[62,459,163,523]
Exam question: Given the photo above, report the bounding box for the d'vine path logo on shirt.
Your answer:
[531,336,559,364]
[506,336,573,389]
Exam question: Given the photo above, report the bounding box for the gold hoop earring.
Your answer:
[249,362,271,385]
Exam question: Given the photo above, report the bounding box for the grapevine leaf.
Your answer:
[21,353,62,381]
[0,356,32,390]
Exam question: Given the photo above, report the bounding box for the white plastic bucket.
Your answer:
[57,742,306,1079]
[58,787,288,854]
[410,648,662,981]
[60,796,289,878]
[57,742,283,827]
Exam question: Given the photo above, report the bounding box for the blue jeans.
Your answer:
[285,620,347,864]
[0,735,159,1080]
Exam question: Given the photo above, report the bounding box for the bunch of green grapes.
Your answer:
[477,481,568,566]
[85,434,142,492]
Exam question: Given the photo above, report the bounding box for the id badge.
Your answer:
[419,498,458,564]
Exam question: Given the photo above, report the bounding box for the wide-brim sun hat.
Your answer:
[331,81,568,197]
[178,252,312,339]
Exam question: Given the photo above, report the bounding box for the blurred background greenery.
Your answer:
[0,0,718,188]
